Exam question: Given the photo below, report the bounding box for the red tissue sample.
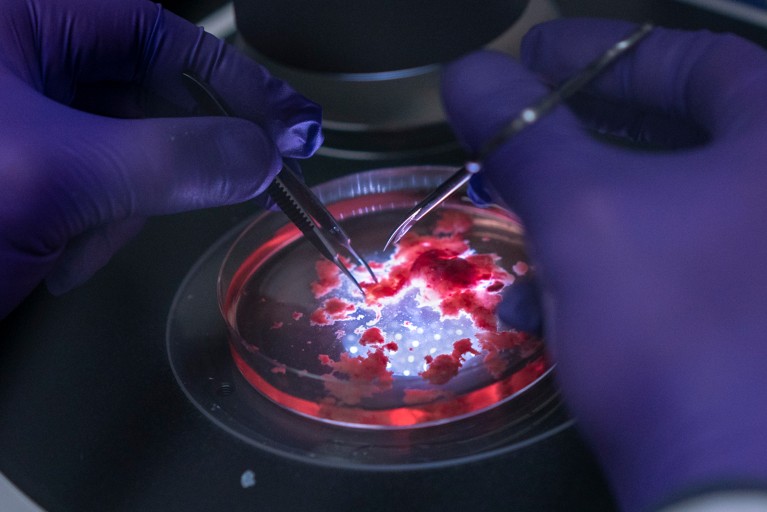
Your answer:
[318,348,394,405]
[358,327,398,351]
[312,209,535,389]
[310,297,357,325]
[295,208,544,419]
[227,204,545,426]
[311,259,342,298]
[358,327,385,346]
[420,338,481,385]
[433,210,474,236]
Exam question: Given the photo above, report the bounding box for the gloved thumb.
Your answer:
[59,113,282,220]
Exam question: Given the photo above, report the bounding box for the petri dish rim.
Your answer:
[216,166,552,429]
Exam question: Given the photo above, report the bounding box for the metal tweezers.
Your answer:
[384,23,655,250]
[182,73,377,294]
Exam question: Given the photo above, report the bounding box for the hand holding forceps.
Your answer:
[384,23,654,250]
[182,73,377,294]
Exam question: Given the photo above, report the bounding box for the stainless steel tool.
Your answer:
[383,23,654,251]
[182,72,377,294]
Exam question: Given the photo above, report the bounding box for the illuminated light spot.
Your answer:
[456,329,463,336]
[430,348,437,354]
[417,327,424,334]
[407,355,415,363]
[240,469,256,489]
[395,333,403,341]
[386,362,393,369]
[433,334,442,341]
[521,108,537,123]
[403,370,411,376]
[466,161,481,174]
[411,340,420,348]
[349,346,359,354]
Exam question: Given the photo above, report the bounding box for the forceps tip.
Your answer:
[343,244,378,284]
[337,258,367,296]
[383,208,421,253]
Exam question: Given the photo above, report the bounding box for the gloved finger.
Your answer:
[521,19,767,139]
[82,115,282,218]
[467,174,494,207]
[6,0,321,158]
[1,76,280,240]
[45,217,146,295]
[497,278,543,336]
[134,5,323,158]
[71,81,190,120]
[565,92,710,149]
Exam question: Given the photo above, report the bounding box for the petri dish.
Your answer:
[218,166,549,429]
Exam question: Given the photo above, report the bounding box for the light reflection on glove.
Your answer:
[0,0,322,318]
[442,18,767,512]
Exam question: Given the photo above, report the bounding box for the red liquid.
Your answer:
[225,199,547,428]
[232,346,547,427]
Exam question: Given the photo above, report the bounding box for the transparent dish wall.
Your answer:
[218,167,549,429]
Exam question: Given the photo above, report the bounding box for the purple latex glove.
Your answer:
[0,0,322,319]
[442,19,767,512]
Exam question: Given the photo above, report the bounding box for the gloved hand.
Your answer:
[0,0,322,319]
[442,19,767,512]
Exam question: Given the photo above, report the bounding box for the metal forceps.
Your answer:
[384,23,654,250]
[182,73,377,294]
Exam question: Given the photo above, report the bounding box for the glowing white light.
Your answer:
[466,161,482,174]
[403,370,411,376]
[318,255,491,377]
[521,108,537,123]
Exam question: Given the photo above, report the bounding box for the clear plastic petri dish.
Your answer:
[218,166,549,429]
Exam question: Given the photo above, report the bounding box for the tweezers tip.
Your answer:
[345,246,378,284]
[383,229,404,253]
[383,209,421,252]
[336,259,366,296]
